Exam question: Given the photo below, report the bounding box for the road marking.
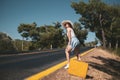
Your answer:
[25,48,94,80]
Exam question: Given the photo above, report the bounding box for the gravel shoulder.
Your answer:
[41,48,120,80]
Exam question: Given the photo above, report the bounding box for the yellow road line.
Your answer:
[25,48,94,80]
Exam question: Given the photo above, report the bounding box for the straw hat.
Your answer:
[61,20,73,28]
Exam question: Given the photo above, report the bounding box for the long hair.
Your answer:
[66,22,73,29]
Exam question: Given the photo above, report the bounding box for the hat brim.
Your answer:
[61,20,73,27]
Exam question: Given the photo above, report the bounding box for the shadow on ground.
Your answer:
[86,75,93,79]
[88,56,120,80]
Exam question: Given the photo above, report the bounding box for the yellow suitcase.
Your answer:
[68,59,88,79]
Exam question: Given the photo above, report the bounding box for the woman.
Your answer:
[61,20,81,69]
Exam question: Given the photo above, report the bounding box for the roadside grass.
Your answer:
[97,46,120,57]
[106,48,120,57]
[115,48,120,56]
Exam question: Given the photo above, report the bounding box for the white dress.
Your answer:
[67,28,80,51]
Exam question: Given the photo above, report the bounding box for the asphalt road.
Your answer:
[0,47,92,80]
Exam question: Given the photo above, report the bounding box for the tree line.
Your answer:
[17,22,88,51]
[71,0,120,55]
[17,22,65,50]
[0,32,31,54]
[0,21,88,54]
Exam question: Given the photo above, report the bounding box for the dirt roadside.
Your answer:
[41,48,120,80]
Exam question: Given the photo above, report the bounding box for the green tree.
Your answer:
[18,22,36,51]
[73,22,88,46]
[71,0,118,48]
[108,17,120,49]
[18,22,65,50]
[13,39,32,51]
[53,21,61,29]
[0,32,16,52]
[37,24,64,49]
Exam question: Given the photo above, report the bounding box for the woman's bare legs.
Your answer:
[65,45,72,69]
[74,47,81,61]
[76,53,81,61]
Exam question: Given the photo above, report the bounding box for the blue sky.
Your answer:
[0,0,120,43]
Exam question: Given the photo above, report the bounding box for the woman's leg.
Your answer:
[74,46,81,61]
[64,45,72,69]
[65,45,72,64]
[77,53,81,61]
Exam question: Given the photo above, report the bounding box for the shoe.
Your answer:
[77,57,81,61]
[64,64,69,69]
[78,58,81,61]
